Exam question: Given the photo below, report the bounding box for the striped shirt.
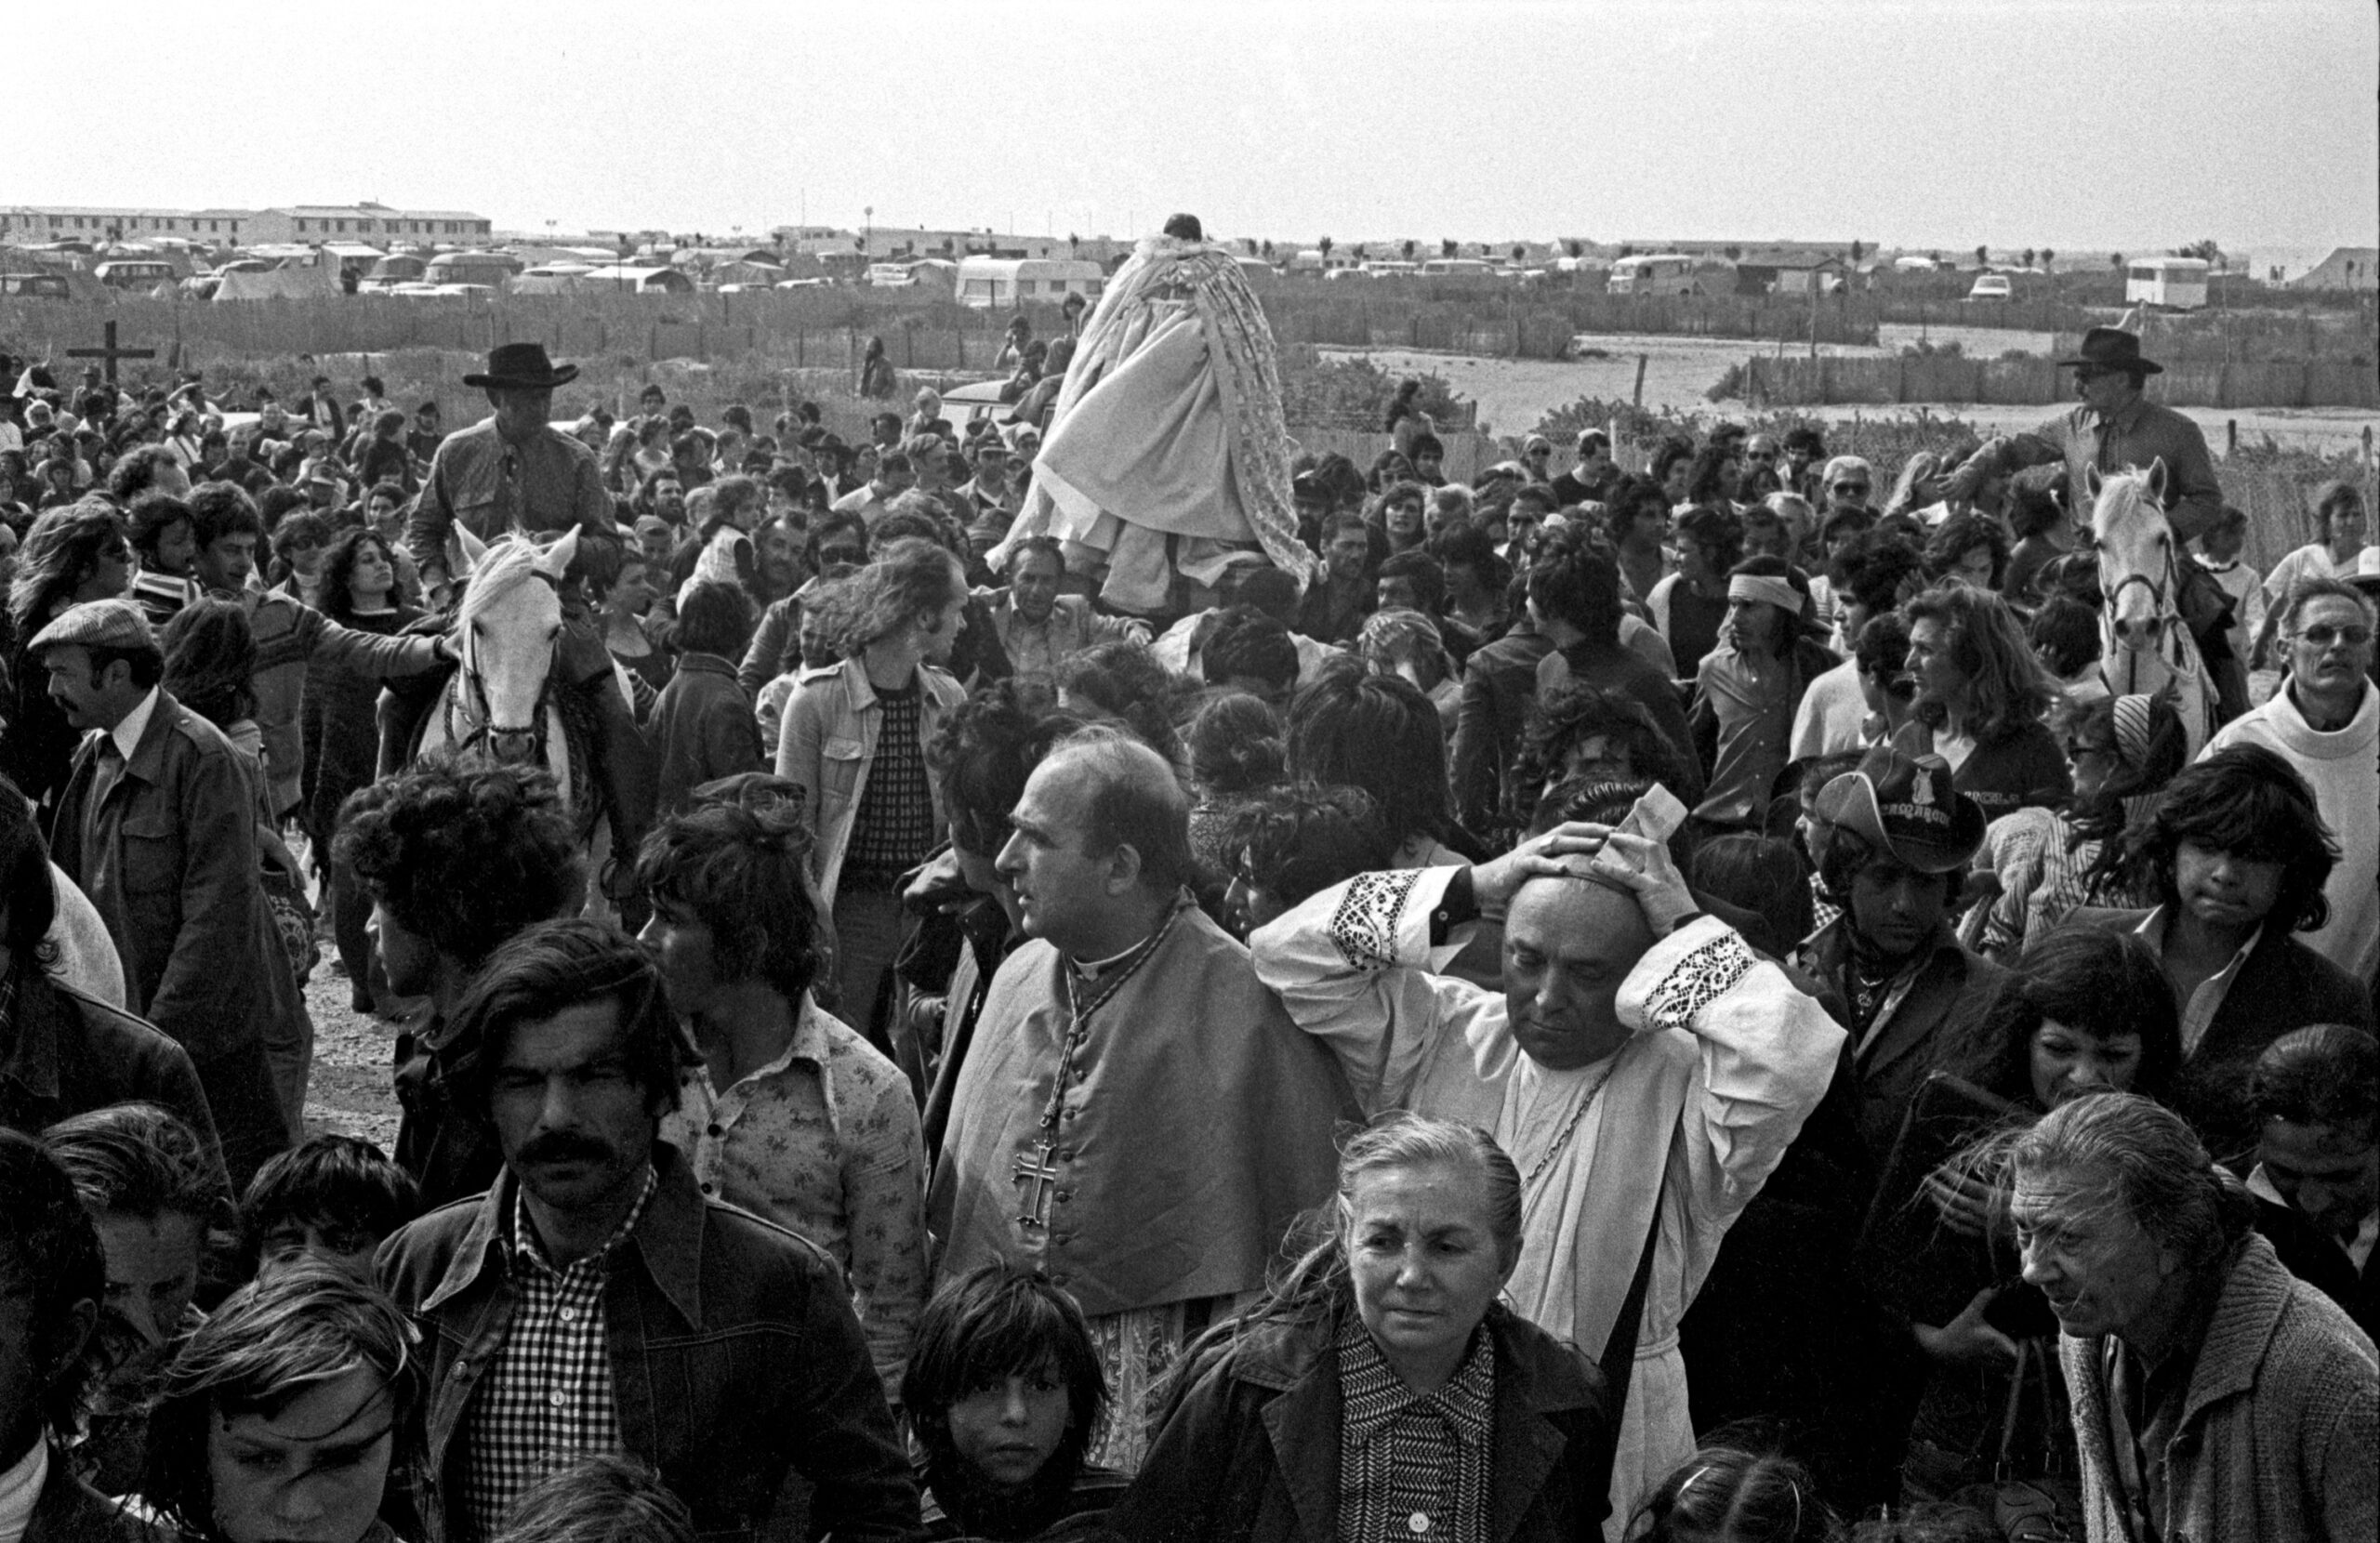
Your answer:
[461,1166,657,1536]
[1335,1313,1494,1543]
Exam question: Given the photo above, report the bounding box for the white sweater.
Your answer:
[2204,681,2379,983]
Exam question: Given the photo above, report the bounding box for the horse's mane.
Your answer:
[458,535,556,623]
[2090,466,2165,536]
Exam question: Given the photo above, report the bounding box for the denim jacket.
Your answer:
[773,656,964,908]
[375,1143,919,1543]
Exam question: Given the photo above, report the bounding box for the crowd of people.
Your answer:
[0,302,2374,1543]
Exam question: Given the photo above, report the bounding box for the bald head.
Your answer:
[1501,875,1654,1071]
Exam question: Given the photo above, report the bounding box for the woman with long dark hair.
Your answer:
[4,500,133,810]
[304,527,425,1009]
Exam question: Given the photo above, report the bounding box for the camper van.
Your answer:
[423,250,523,289]
[2125,257,2210,311]
[1607,254,1699,296]
[954,257,1104,309]
[94,259,177,292]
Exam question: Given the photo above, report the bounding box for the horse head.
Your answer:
[2087,460,2175,654]
[454,527,579,764]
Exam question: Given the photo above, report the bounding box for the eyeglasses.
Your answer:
[2295,624,2374,649]
[1832,481,1870,495]
[1748,450,1778,463]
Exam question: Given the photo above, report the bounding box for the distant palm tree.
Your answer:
[1512,244,1526,262]
[2109,252,2125,270]
[2041,248,2056,270]
[1441,239,1458,258]
[1403,239,1419,261]
[1318,236,1334,262]
[1974,244,1990,268]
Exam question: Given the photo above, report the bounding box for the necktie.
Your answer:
[89,739,125,813]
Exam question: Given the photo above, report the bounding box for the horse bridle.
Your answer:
[445,567,562,756]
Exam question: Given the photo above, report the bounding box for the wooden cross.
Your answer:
[1012,1141,1063,1231]
[65,322,154,386]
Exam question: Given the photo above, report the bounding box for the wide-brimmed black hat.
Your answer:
[2057,326,2162,376]
[463,342,579,390]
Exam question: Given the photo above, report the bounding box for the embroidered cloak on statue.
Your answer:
[1251,866,1846,1539]
[992,232,1317,613]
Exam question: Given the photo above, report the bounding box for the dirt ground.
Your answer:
[1329,336,2380,455]
[299,943,404,1153]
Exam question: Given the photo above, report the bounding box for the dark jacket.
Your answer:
[21,1449,155,1543]
[1541,640,1707,809]
[1104,1304,1611,1543]
[1797,917,2010,1163]
[46,690,292,1184]
[2069,905,2374,1166]
[1450,626,1554,836]
[646,652,762,814]
[376,1143,919,1543]
[0,966,226,1192]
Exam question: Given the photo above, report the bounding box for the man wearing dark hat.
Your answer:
[404,342,613,607]
[32,599,291,1186]
[1792,746,2006,1162]
[1940,327,2242,715]
[399,344,657,894]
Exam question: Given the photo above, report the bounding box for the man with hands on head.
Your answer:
[1250,785,1846,1537]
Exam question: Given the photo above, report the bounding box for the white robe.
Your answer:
[1251,866,1846,1537]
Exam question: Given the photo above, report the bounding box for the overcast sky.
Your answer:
[18,0,2375,257]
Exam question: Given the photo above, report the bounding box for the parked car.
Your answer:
[0,272,70,299]
[1965,272,2013,302]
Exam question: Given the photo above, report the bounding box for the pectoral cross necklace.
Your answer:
[1012,901,1186,1231]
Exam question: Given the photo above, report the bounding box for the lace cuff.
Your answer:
[1638,925,1758,1035]
[1327,870,1426,973]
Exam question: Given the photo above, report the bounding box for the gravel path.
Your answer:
[299,952,405,1154]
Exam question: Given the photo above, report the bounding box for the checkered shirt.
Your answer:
[460,1166,658,1536]
[1334,1312,1495,1543]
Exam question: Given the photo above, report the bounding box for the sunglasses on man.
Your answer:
[2296,623,2373,650]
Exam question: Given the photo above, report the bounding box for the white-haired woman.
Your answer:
[1110,1113,1615,1543]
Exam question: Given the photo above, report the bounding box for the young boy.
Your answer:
[239,1133,421,1281]
[902,1265,1124,1541]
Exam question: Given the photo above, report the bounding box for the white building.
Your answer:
[0,201,492,247]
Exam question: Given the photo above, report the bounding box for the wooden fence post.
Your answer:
[1633,353,1647,407]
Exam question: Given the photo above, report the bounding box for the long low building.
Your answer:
[0,201,494,246]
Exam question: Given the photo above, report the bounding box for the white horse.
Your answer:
[2088,462,2215,757]
[416,525,587,815]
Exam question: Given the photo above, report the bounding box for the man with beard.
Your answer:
[376,919,919,1542]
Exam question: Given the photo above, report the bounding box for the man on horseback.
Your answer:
[1938,328,2245,719]
[390,343,655,897]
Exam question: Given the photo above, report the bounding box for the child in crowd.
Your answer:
[901,1263,1125,1541]
[240,1132,422,1281]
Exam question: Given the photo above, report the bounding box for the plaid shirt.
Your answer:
[460,1166,658,1536]
[841,682,935,888]
[1335,1313,1495,1543]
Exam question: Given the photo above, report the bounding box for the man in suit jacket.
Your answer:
[34,599,289,1186]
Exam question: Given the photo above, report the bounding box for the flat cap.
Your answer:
[29,598,159,655]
